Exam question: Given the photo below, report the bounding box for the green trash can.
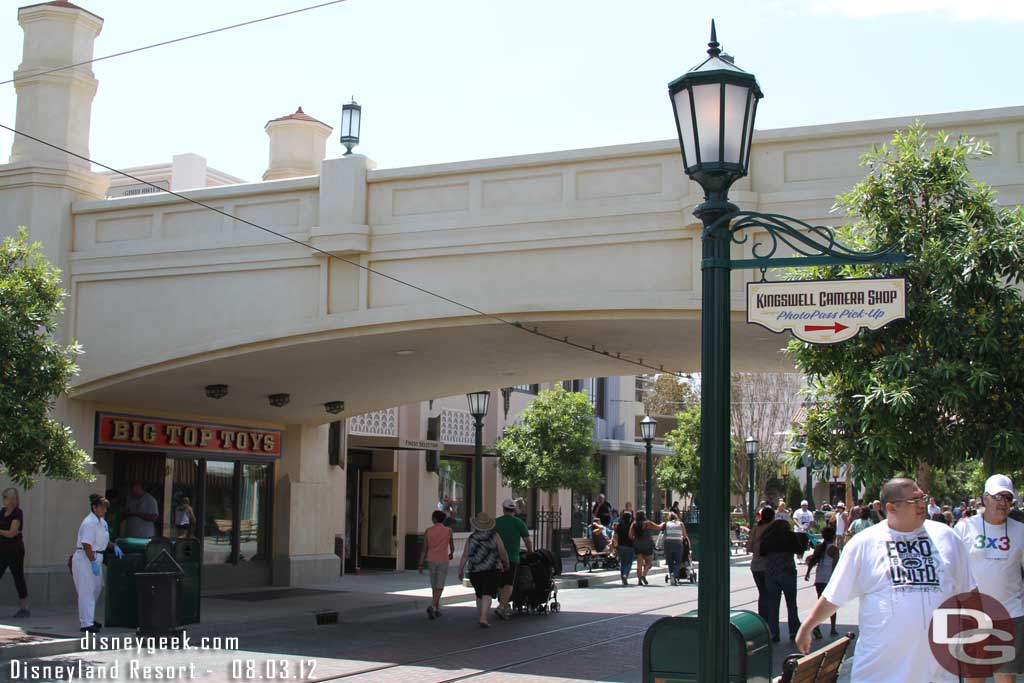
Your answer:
[642,609,772,683]
[173,538,201,624]
[104,538,150,628]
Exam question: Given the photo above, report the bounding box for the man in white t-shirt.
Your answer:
[795,478,976,683]
[793,500,814,532]
[928,497,942,519]
[955,474,1024,683]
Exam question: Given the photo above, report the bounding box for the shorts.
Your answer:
[499,562,518,588]
[998,615,1024,674]
[468,570,499,598]
[426,561,448,590]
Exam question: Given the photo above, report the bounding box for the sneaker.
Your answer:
[426,606,436,619]
[621,576,628,586]
[434,608,442,618]
[496,606,511,621]
[478,622,490,628]
[12,609,29,618]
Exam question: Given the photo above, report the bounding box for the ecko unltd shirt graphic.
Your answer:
[886,535,942,590]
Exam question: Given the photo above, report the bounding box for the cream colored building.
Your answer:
[2,2,1023,604]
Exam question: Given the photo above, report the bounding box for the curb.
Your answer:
[0,636,81,661]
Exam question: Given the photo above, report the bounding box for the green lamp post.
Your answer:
[668,21,762,683]
[641,415,657,516]
[466,391,490,516]
[668,22,908,683]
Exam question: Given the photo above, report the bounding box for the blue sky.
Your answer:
[0,0,1020,181]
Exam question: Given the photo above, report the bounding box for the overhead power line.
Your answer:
[0,122,686,379]
[0,0,349,87]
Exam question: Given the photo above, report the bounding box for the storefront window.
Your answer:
[239,463,271,562]
[203,461,236,565]
[438,457,470,531]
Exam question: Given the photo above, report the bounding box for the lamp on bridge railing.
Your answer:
[340,98,361,155]
[466,391,491,516]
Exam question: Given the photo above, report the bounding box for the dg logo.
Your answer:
[929,592,1015,678]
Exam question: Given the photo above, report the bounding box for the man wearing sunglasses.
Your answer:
[795,477,975,682]
[955,474,1024,683]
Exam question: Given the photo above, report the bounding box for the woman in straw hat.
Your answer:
[458,511,509,628]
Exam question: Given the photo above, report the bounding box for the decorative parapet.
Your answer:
[440,408,475,445]
[347,408,398,437]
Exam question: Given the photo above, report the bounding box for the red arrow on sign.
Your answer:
[804,323,849,333]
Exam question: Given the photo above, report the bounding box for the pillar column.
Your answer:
[273,424,341,586]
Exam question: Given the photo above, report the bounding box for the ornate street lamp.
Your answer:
[467,391,491,516]
[669,24,907,682]
[669,23,761,683]
[745,436,759,530]
[669,20,762,199]
[640,415,657,515]
[340,98,361,155]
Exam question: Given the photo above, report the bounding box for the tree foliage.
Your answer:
[642,373,697,417]
[656,403,701,496]
[496,388,601,494]
[790,126,1024,483]
[1,229,90,486]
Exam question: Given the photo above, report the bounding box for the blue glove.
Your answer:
[113,545,124,559]
[90,560,101,576]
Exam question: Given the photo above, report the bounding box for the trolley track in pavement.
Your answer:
[307,580,818,683]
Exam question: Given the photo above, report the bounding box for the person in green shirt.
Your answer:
[495,498,532,620]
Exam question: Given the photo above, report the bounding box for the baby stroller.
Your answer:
[664,537,698,585]
[512,549,561,614]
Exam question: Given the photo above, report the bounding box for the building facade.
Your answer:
[2,2,1023,604]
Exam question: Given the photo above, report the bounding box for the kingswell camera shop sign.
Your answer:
[747,278,906,344]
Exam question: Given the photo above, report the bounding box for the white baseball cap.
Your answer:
[800,500,808,506]
[501,498,517,510]
[984,474,1014,498]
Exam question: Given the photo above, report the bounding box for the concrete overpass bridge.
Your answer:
[59,105,1024,425]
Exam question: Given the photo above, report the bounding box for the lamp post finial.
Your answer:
[708,19,721,57]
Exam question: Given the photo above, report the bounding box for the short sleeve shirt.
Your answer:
[124,492,158,538]
[822,520,975,683]
[793,508,814,530]
[955,515,1024,617]
[0,508,23,544]
[495,514,529,564]
[77,513,110,555]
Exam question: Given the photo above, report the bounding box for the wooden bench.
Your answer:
[775,632,856,683]
[571,537,611,572]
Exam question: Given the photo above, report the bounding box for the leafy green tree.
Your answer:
[658,403,753,502]
[791,126,1024,482]
[1,229,90,486]
[656,403,701,496]
[497,388,601,494]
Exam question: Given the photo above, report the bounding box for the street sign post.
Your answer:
[747,278,906,344]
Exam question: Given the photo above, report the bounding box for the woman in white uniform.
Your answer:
[72,494,122,632]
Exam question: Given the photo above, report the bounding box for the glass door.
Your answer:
[203,461,236,565]
[360,472,398,561]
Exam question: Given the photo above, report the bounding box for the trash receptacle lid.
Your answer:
[116,538,151,553]
[143,549,184,575]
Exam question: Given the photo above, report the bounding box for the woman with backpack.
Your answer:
[803,526,840,638]
[630,511,659,586]
[758,511,809,642]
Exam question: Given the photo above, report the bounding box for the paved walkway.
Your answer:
[0,555,858,682]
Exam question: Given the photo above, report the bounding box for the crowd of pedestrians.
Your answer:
[744,474,1024,683]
